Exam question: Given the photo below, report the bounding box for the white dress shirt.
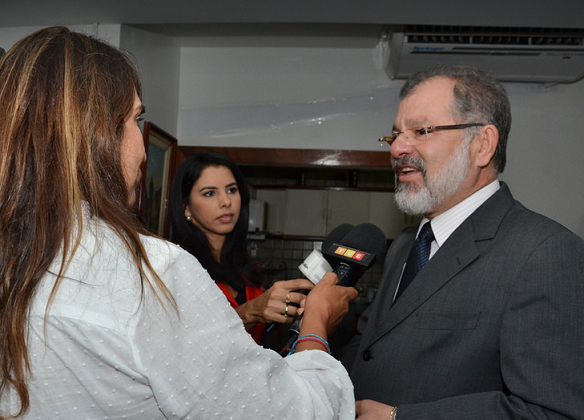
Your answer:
[422,179,500,258]
[4,212,354,419]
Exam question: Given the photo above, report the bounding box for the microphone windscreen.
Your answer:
[339,222,387,258]
[322,223,355,251]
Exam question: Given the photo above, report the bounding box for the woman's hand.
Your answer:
[296,272,358,344]
[236,278,315,329]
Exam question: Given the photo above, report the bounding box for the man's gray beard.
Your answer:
[394,140,471,216]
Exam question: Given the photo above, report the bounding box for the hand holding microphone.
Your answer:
[298,272,359,338]
[281,223,387,355]
[264,223,355,334]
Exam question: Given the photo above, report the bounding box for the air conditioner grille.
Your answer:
[403,26,584,47]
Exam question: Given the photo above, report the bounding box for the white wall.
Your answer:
[500,82,584,239]
[178,44,584,238]
[178,46,398,150]
[120,26,180,137]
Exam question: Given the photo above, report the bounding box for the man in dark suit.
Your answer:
[342,65,584,420]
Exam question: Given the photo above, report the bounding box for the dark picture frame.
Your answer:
[138,122,178,238]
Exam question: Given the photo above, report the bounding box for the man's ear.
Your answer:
[473,125,499,168]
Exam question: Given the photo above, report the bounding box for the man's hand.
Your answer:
[356,399,396,419]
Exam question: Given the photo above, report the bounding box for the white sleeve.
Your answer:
[131,239,355,420]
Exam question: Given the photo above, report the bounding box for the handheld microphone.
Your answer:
[281,223,387,355]
[264,223,355,334]
[298,223,355,284]
[321,222,388,287]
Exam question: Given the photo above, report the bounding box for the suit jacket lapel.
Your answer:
[364,182,516,347]
[377,228,416,309]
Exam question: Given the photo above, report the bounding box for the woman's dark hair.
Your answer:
[169,151,261,292]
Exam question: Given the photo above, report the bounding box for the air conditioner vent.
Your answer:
[387,26,584,83]
[403,25,584,36]
[403,26,584,47]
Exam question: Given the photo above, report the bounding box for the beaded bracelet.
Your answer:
[288,334,331,355]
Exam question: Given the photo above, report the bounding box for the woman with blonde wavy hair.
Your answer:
[0,26,357,419]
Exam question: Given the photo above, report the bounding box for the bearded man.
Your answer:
[341,65,584,420]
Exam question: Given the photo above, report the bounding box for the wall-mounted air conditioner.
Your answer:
[386,26,584,83]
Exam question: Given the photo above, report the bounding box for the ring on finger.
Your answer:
[284,304,289,318]
[285,292,291,305]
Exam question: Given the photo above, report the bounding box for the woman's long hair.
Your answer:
[169,152,261,292]
[0,26,173,418]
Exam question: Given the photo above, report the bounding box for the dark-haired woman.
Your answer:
[170,151,314,343]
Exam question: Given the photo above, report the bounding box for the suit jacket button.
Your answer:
[362,350,372,361]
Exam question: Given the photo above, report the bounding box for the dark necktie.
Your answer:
[394,222,435,301]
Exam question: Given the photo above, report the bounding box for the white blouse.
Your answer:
[6,214,354,419]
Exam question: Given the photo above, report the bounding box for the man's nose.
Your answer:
[389,131,414,158]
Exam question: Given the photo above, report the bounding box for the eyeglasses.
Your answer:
[378,123,485,147]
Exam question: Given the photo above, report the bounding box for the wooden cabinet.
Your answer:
[369,191,411,239]
[255,189,287,234]
[284,190,328,237]
[326,191,371,234]
[256,189,409,239]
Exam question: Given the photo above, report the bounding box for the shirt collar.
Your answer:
[419,179,500,248]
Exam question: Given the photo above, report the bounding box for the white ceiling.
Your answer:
[2,0,584,42]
